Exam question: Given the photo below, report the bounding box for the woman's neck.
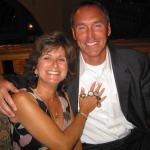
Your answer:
[34,84,57,102]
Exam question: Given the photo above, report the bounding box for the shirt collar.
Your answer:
[79,47,112,76]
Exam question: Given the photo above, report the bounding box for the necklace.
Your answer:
[45,98,64,120]
[33,89,64,120]
[33,88,68,130]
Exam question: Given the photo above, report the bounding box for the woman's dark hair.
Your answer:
[70,0,110,27]
[23,31,77,94]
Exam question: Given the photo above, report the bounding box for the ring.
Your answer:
[96,96,101,101]
[93,91,99,97]
[88,91,94,96]
[97,100,101,107]
[80,93,86,99]
[94,91,101,101]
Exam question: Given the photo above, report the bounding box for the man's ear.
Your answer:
[107,23,111,37]
[71,28,76,40]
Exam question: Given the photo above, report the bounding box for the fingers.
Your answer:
[100,95,107,102]
[89,82,102,93]
[89,81,97,91]
[0,80,18,117]
[98,87,105,96]
[7,82,19,93]
[0,79,19,93]
[79,87,86,100]
[80,87,85,95]
[0,87,17,110]
[79,95,98,114]
[0,97,15,117]
[80,82,106,110]
[94,83,102,92]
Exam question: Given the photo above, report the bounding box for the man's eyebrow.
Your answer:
[74,23,85,27]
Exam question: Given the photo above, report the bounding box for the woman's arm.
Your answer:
[12,91,97,150]
[64,93,82,150]
[73,140,82,150]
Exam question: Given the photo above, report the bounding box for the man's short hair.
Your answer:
[70,0,110,27]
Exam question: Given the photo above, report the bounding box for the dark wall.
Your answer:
[62,0,150,40]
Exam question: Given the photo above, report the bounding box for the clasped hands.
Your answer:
[79,82,106,108]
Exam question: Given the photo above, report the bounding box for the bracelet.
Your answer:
[79,111,88,119]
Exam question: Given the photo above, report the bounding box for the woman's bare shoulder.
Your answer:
[11,90,36,122]
[12,89,35,105]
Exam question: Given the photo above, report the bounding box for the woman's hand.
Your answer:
[79,82,106,116]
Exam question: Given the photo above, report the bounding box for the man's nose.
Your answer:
[87,28,94,39]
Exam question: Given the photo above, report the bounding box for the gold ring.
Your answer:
[88,91,94,96]
[94,91,99,97]
[96,96,101,101]
[80,93,86,99]
[97,100,101,107]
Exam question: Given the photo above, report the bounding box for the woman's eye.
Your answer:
[42,55,50,60]
[57,58,67,62]
[43,57,49,60]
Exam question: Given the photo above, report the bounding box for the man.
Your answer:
[0,1,150,149]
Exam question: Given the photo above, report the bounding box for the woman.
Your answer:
[10,31,105,150]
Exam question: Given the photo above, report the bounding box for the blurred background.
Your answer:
[0,0,150,44]
[0,0,150,75]
[0,1,150,149]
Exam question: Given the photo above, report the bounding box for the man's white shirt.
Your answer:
[79,47,135,144]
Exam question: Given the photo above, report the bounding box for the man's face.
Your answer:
[72,6,111,64]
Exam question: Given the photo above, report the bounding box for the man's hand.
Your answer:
[0,79,19,117]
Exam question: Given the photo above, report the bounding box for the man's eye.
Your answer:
[77,26,86,31]
[95,23,102,28]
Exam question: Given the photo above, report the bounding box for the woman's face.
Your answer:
[35,46,68,87]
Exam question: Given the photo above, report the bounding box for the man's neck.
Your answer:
[82,49,107,66]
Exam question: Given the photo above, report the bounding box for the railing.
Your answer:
[0,44,32,75]
[0,39,150,75]
[111,38,150,59]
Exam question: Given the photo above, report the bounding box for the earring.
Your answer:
[35,73,38,78]
[34,68,38,78]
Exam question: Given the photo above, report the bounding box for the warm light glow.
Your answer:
[27,23,34,29]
